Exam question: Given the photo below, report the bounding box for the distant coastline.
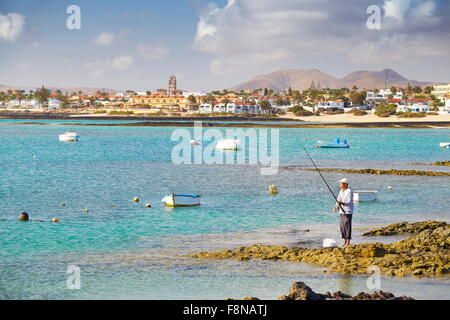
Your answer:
[1,112,450,128]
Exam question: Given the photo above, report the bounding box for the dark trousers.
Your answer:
[340,214,352,240]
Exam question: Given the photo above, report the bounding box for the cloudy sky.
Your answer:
[0,0,449,91]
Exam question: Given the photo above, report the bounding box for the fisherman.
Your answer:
[333,178,354,247]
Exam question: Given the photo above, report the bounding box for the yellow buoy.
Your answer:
[82,209,89,213]
[269,185,278,195]
[133,197,140,203]
[52,218,60,223]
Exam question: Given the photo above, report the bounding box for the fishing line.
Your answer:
[302,145,346,214]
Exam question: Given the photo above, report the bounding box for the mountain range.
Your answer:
[228,68,441,92]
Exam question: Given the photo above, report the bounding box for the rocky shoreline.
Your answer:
[1,112,450,128]
[239,282,414,300]
[236,282,414,300]
[277,282,413,300]
[192,221,449,277]
[410,161,450,167]
[302,168,450,177]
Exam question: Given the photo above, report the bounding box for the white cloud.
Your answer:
[0,12,25,41]
[84,55,133,77]
[383,0,411,25]
[91,29,129,46]
[91,32,115,46]
[137,43,170,59]
[110,55,133,70]
[194,0,449,74]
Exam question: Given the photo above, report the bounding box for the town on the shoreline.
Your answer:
[1,75,450,119]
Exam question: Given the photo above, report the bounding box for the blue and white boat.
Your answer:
[317,138,350,149]
[162,193,201,207]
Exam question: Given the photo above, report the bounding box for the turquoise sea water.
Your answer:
[0,120,449,299]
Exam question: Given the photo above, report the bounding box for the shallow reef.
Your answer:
[192,221,449,277]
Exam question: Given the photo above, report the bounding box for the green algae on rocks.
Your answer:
[303,168,450,177]
[191,222,450,278]
[363,221,447,236]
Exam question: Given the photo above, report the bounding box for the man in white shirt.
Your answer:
[332,178,354,247]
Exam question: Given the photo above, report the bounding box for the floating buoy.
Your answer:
[111,204,117,207]
[51,218,59,223]
[387,186,393,190]
[133,197,140,203]
[145,203,152,208]
[82,209,89,213]
[19,212,29,221]
[268,185,278,195]
[61,202,65,206]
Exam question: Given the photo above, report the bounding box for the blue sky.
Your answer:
[1,0,449,91]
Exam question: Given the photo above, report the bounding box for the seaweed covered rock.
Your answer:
[307,168,450,177]
[192,222,450,277]
[363,221,448,236]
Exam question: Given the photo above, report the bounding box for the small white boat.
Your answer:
[162,193,201,207]
[317,143,349,149]
[190,139,201,146]
[216,139,241,151]
[353,190,378,202]
[317,138,349,149]
[59,131,79,142]
[439,142,450,148]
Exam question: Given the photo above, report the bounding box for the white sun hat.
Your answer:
[339,178,349,184]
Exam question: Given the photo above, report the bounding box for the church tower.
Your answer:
[168,75,177,96]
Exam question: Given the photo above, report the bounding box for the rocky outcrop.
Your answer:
[363,221,447,236]
[192,222,450,277]
[278,282,413,300]
[304,168,450,177]
[433,161,450,167]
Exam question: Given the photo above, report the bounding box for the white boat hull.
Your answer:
[354,190,378,202]
[59,132,79,142]
[439,142,450,148]
[216,139,241,151]
[162,194,201,207]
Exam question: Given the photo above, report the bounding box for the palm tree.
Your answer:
[35,86,51,109]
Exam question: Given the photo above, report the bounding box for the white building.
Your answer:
[395,99,429,113]
[199,102,264,114]
[432,83,450,98]
[314,100,348,112]
[438,95,450,114]
[182,91,206,98]
[6,98,41,108]
[366,89,403,103]
[4,97,61,109]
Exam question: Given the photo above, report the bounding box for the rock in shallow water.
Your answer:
[279,282,413,300]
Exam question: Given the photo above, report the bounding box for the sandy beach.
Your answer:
[280,112,450,123]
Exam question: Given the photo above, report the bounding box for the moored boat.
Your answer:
[162,193,201,207]
[317,137,349,149]
[59,131,79,142]
[353,190,378,202]
[216,139,241,151]
[317,143,350,149]
[439,142,450,148]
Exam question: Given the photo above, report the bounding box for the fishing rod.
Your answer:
[302,146,346,214]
